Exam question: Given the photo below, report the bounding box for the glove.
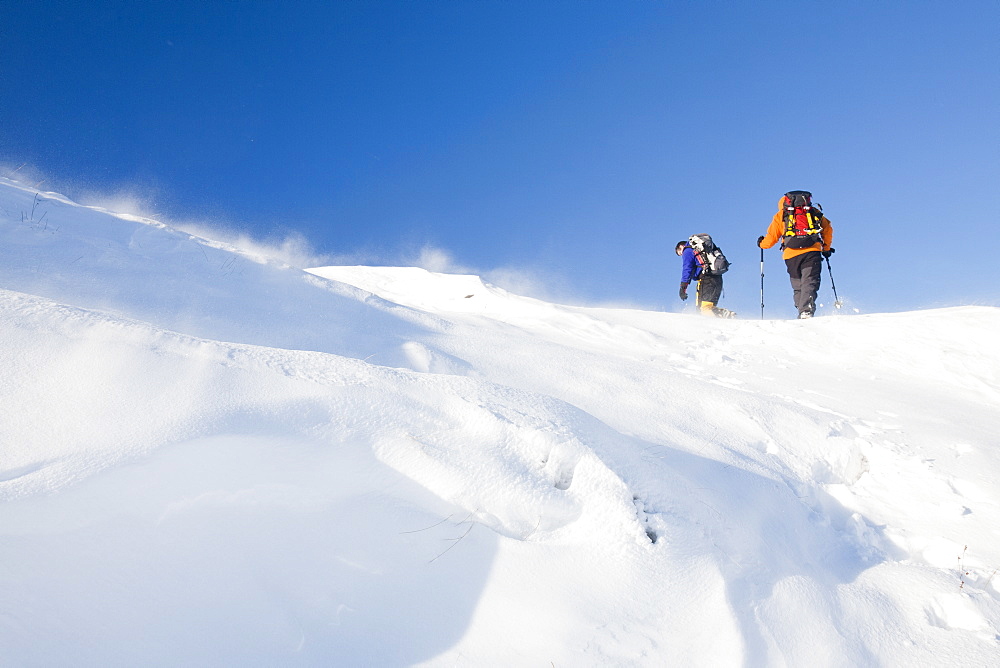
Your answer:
[822,248,835,258]
[679,282,689,301]
[757,235,766,247]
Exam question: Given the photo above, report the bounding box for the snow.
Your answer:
[1,176,998,666]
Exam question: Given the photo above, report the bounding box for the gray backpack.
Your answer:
[688,233,730,275]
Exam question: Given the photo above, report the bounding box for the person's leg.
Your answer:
[797,252,823,316]
[785,256,804,313]
[698,275,722,315]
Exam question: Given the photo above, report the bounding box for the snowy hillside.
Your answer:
[1,176,998,666]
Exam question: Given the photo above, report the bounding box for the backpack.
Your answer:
[688,233,729,275]
[782,190,824,249]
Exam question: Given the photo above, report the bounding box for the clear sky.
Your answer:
[2,0,997,317]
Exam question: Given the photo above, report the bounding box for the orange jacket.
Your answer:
[759,196,834,259]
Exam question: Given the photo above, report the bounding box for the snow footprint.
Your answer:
[400,341,471,375]
[925,593,993,639]
[538,438,580,492]
[815,420,871,484]
[632,495,667,544]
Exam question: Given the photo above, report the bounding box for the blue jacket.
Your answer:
[679,244,702,283]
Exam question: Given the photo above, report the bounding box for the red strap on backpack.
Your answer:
[783,192,819,237]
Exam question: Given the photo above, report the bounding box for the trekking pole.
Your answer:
[759,246,765,319]
[824,254,843,309]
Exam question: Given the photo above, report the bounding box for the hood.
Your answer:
[779,191,816,211]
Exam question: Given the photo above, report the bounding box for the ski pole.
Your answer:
[759,246,765,319]
[824,254,842,308]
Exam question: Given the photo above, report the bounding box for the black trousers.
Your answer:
[696,274,723,306]
[784,251,822,315]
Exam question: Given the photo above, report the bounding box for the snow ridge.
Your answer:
[1,178,998,665]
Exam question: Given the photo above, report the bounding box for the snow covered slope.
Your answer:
[2,177,999,666]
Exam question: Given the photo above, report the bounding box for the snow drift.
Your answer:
[1,177,998,666]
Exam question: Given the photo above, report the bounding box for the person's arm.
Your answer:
[680,248,699,283]
[679,247,698,300]
[758,213,783,249]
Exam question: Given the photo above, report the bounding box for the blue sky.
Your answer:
[2,1,997,317]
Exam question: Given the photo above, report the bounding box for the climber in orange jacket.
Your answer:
[758,190,834,319]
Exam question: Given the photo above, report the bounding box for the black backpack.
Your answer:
[688,233,730,275]
[782,190,823,249]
